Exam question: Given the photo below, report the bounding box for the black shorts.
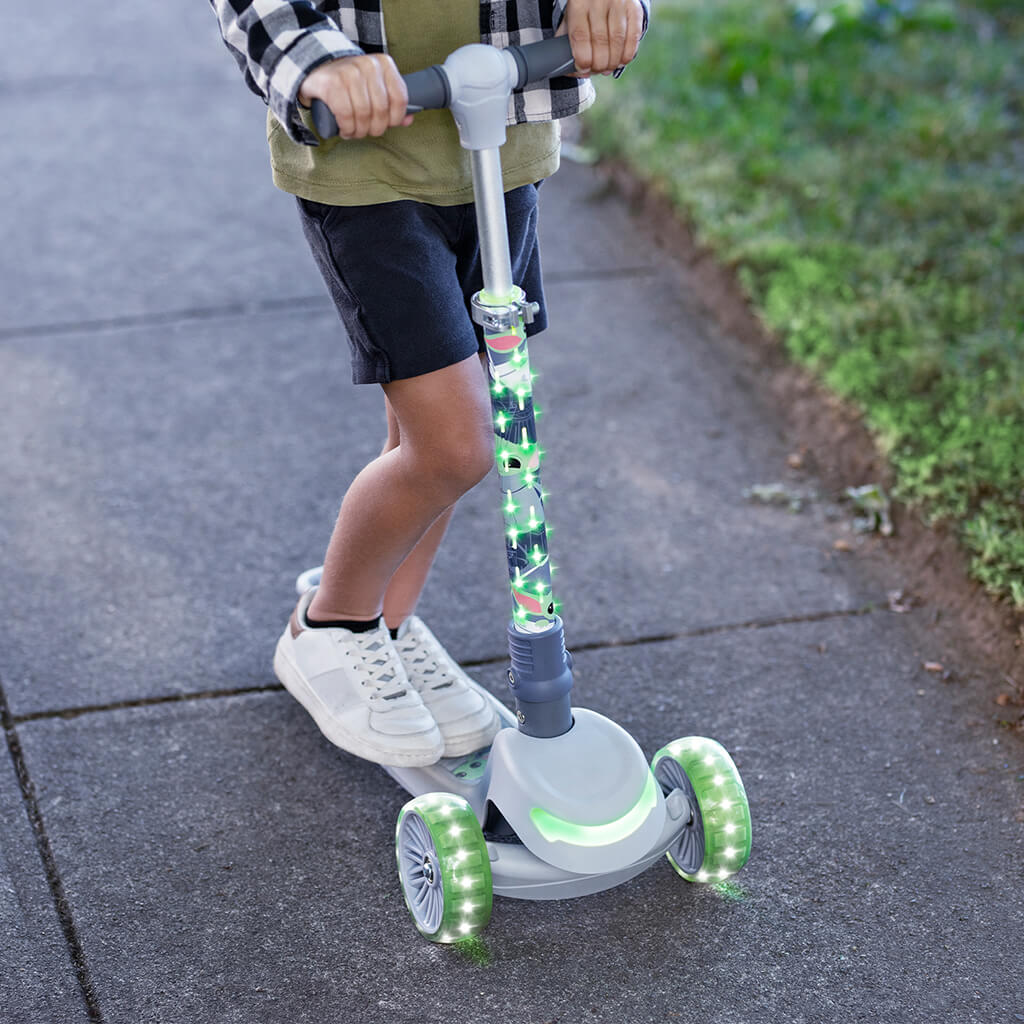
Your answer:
[296,184,548,384]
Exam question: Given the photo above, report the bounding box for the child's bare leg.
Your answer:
[377,392,452,628]
[308,353,492,623]
[380,354,493,626]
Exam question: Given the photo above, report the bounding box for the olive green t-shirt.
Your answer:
[268,0,561,205]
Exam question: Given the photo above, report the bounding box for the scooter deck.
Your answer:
[383,688,694,901]
[381,686,516,825]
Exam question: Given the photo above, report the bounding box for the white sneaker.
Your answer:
[273,591,444,767]
[393,616,501,757]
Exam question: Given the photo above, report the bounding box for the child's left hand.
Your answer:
[557,0,644,77]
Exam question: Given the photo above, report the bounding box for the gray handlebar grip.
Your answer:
[310,64,451,139]
[506,35,575,89]
[403,65,451,113]
[311,99,338,139]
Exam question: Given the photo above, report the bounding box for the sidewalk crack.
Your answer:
[10,682,284,726]
[0,294,330,342]
[0,678,105,1023]
[461,603,879,668]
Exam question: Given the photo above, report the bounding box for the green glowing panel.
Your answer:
[529,771,658,847]
[479,288,519,307]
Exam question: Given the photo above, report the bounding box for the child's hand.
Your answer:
[557,0,644,77]
[298,55,414,139]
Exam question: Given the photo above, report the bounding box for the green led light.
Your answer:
[529,771,658,847]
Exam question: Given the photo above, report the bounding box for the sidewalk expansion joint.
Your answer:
[8,606,878,725]
[0,294,331,341]
[0,679,105,1023]
[0,273,656,341]
[9,682,285,726]
[461,603,879,668]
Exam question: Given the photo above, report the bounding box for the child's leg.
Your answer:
[377,392,455,630]
[307,352,493,624]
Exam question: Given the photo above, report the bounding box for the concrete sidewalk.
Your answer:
[2,3,1021,1022]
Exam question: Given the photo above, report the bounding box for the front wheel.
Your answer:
[652,737,751,883]
[395,793,493,942]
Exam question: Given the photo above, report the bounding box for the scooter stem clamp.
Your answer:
[471,290,541,330]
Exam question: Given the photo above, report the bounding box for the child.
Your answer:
[210,0,647,767]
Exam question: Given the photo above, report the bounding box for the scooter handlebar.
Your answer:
[310,35,574,140]
[506,35,575,89]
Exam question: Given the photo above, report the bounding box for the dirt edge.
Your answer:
[600,160,1023,697]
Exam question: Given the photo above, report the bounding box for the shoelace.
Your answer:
[395,630,456,693]
[349,632,408,701]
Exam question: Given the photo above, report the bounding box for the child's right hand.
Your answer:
[298,55,414,139]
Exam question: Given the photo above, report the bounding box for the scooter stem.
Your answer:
[470,148,515,301]
[466,118,574,739]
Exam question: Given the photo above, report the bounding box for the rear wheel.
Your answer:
[395,793,493,942]
[652,737,751,882]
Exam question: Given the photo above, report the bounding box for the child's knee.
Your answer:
[442,429,495,496]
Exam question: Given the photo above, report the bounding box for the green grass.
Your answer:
[587,0,1024,608]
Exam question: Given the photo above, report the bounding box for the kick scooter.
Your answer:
[303,35,752,942]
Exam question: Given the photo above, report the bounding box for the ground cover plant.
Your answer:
[587,0,1024,608]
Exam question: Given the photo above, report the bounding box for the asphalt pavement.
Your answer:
[2,3,1022,1023]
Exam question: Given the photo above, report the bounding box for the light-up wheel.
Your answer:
[395,794,493,943]
[652,737,751,883]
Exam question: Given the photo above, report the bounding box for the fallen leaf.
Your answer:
[922,661,943,673]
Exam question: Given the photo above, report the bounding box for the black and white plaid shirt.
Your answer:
[210,0,646,145]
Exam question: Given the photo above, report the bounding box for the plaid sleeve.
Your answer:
[209,0,363,145]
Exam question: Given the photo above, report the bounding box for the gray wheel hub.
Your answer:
[655,757,705,875]
[397,813,445,933]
